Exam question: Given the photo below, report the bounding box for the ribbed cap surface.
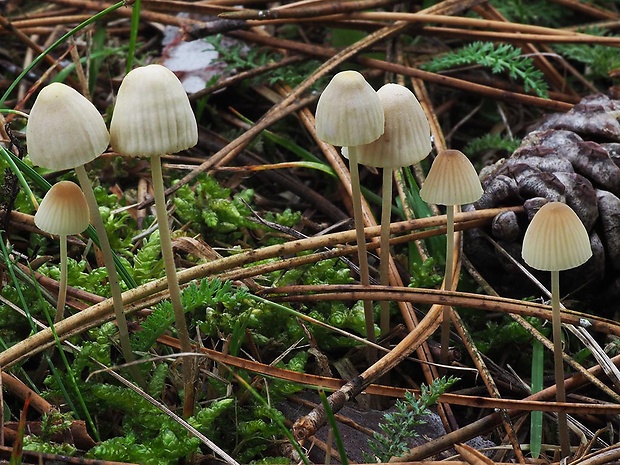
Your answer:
[315,70,384,147]
[355,83,431,168]
[35,181,89,235]
[27,83,110,170]
[110,64,198,157]
[522,202,592,271]
[419,149,483,205]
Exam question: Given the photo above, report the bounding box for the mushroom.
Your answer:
[35,181,89,322]
[354,83,431,335]
[522,201,592,459]
[26,82,138,375]
[419,149,483,366]
[109,64,197,412]
[315,70,384,351]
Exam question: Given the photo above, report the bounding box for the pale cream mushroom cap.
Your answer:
[419,149,483,205]
[27,83,110,171]
[315,70,384,147]
[35,181,90,236]
[110,64,198,157]
[522,201,592,271]
[354,83,431,168]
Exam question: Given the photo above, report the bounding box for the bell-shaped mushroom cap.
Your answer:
[315,70,384,147]
[522,201,592,271]
[35,181,90,236]
[354,83,431,168]
[419,149,483,206]
[110,64,198,157]
[27,83,110,171]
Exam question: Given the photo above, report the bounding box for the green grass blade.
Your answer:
[530,338,544,458]
[319,389,349,465]
[32,278,101,442]
[88,25,108,96]
[0,1,126,107]
[0,146,38,209]
[232,111,327,165]
[0,239,90,436]
[54,46,129,85]
[402,166,446,263]
[4,150,137,289]
[127,0,141,72]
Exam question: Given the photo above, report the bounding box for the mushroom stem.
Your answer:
[75,165,142,385]
[379,168,393,336]
[551,269,571,458]
[440,205,455,367]
[56,235,68,323]
[348,147,376,362]
[150,154,195,415]
[149,155,192,354]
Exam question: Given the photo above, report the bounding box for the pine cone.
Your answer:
[465,94,620,314]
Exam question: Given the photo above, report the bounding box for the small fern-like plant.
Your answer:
[422,41,549,98]
[365,376,458,462]
[553,28,620,81]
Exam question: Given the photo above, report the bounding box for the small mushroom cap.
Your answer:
[522,201,592,271]
[35,181,90,236]
[354,83,431,168]
[27,83,110,171]
[419,149,483,205]
[315,70,384,147]
[110,64,198,157]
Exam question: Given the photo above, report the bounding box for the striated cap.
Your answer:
[354,83,431,168]
[27,83,110,171]
[419,149,483,206]
[315,70,384,147]
[110,64,198,157]
[522,201,592,271]
[35,181,90,236]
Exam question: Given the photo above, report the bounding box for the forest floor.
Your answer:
[1,1,620,464]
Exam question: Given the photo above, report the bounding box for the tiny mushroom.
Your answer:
[35,181,89,322]
[26,82,139,378]
[109,64,198,414]
[522,201,592,459]
[354,83,432,335]
[419,149,483,366]
[315,70,384,352]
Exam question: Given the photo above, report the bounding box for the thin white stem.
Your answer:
[348,147,376,361]
[440,205,454,367]
[379,168,393,336]
[75,165,142,385]
[150,155,195,416]
[55,235,68,323]
[149,155,192,355]
[552,269,571,458]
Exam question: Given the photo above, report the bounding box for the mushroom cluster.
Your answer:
[25,65,197,392]
[26,82,139,376]
[315,70,385,350]
[315,72,432,351]
[465,93,620,312]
